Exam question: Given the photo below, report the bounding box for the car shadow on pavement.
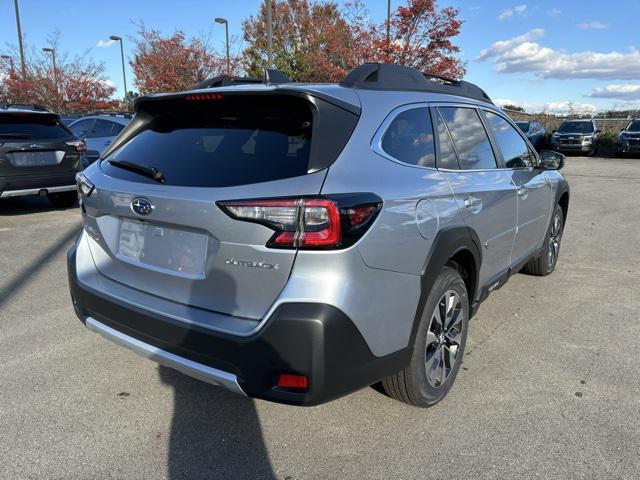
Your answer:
[0,196,77,216]
[0,222,80,310]
[158,366,276,480]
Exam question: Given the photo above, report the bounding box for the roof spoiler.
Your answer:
[340,63,493,104]
[194,68,293,90]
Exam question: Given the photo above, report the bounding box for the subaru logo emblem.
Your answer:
[131,198,154,216]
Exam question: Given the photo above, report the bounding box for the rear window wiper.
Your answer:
[107,160,166,184]
[0,133,34,139]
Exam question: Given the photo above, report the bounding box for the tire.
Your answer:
[522,204,564,276]
[48,191,78,209]
[382,266,469,407]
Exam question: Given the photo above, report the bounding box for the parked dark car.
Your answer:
[551,119,601,156]
[617,119,640,157]
[0,109,85,208]
[516,120,545,151]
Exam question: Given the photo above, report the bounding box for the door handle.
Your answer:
[517,187,529,199]
[464,195,482,210]
[104,141,111,146]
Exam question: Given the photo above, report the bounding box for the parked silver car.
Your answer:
[68,114,130,166]
[68,64,569,407]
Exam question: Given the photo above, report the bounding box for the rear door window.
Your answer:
[102,95,314,187]
[111,122,125,136]
[89,120,115,138]
[381,107,435,168]
[438,107,497,170]
[0,114,71,140]
[69,119,93,138]
[484,111,533,168]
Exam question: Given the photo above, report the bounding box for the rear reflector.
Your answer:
[218,195,381,250]
[277,374,309,390]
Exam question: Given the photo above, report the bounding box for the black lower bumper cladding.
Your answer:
[67,242,409,406]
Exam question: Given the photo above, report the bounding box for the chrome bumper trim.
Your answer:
[0,184,76,198]
[85,317,246,396]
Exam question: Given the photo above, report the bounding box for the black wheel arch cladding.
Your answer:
[410,226,481,348]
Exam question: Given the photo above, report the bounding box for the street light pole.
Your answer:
[386,0,391,53]
[266,0,273,68]
[214,18,230,75]
[109,36,128,104]
[1,55,15,72]
[13,0,26,76]
[42,48,60,110]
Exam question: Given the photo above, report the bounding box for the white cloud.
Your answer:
[499,4,527,20]
[588,84,640,100]
[493,98,597,114]
[495,98,520,107]
[477,29,640,80]
[477,29,545,61]
[96,39,115,48]
[524,101,596,114]
[576,21,608,30]
[548,8,562,17]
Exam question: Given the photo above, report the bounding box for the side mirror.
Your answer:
[552,129,556,133]
[595,129,602,134]
[540,150,565,170]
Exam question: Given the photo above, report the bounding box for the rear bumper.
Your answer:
[67,239,409,406]
[0,172,77,198]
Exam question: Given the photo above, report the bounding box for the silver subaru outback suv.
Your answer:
[68,64,569,407]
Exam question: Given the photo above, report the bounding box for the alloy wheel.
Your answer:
[425,290,464,388]
[547,210,563,268]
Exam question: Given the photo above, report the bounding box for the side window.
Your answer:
[381,107,435,168]
[434,110,459,169]
[69,119,93,138]
[111,123,125,136]
[438,107,497,170]
[484,111,532,168]
[89,119,115,138]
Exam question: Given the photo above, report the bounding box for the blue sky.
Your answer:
[1,0,639,113]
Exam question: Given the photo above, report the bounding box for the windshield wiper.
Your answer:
[0,133,34,139]
[107,160,166,184]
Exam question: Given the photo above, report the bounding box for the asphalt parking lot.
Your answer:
[1,156,639,480]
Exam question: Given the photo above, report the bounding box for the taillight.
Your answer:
[218,195,381,249]
[66,139,86,153]
[185,93,224,101]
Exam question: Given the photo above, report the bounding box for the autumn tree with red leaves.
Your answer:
[1,35,115,113]
[373,0,465,78]
[130,26,236,94]
[242,0,465,82]
[243,0,366,82]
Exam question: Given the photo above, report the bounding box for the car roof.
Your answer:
[70,115,130,126]
[1,107,58,116]
[137,64,496,116]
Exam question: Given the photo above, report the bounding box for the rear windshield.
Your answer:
[102,96,314,187]
[0,114,72,140]
[558,121,594,134]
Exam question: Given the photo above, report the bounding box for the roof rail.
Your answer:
[195,68,293,90]
[340,63,493,104]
